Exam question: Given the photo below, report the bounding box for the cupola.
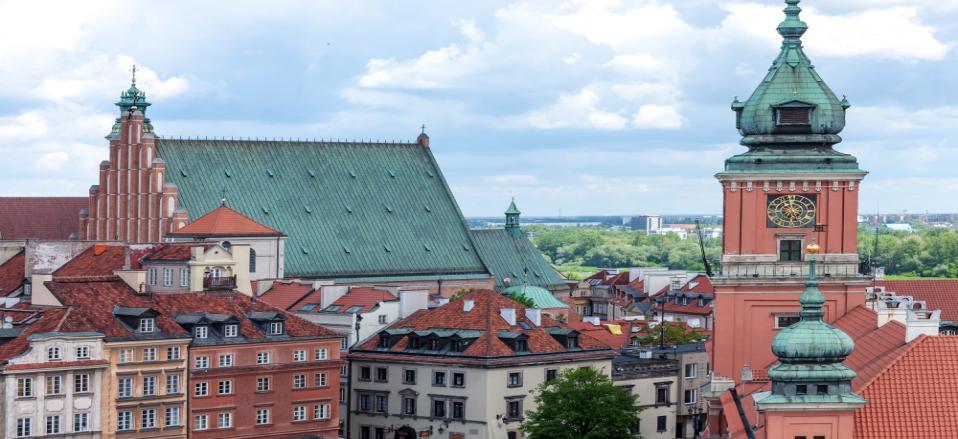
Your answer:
[504,198,521,238]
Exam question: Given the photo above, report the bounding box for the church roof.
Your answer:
[502,284,568,309]
[153,138,488,279]
[0,197,88,240]
[168,204,282,237]
[470,228,565,291]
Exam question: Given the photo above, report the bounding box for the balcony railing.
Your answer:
[203,275,236,290]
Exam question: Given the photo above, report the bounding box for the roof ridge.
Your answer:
[857,333,930,392]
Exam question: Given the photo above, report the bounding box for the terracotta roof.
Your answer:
[846,321,906,390]
[855,336,958,439]
[53,244,128,280]
[602,271,630,286]
[168,204,282,237]
[0,252,25,296]
[0,309,68,366]
[259,280,315,311]
[328,288,397,314]
[832,305,879,341]
[565,320,637,349]
[662,302,713,315]
[682,275,714,293]
[141,243,213,261]
[876,280,958,322]
[0,197,87,240]
[355,289,612,360]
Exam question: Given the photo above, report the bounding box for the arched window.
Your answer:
[249,249,257,273]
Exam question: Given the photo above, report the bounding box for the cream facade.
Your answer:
[612,354,679,439]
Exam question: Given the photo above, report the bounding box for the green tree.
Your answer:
[522,367,641,439]
[506,292,536,308]
[634,322,708,346]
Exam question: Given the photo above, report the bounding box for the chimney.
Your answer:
[740,363,753,382]
[524,308,542,326]
[320,285,349,309]
[29,274,61,306]
[399,290,429,318]
[906,308,941,342]
[463,299,475,312]
[417,130,430,148]
[500,308,517,326]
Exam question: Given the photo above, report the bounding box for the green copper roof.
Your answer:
[154,138,488,278]
[502,284,568,309]
[505,199,520,215]
[470,228,565,291]
[726,0,861,174]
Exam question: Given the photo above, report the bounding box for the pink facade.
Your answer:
[763,410,856,439]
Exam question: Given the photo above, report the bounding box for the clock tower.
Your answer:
[711,0,870,383]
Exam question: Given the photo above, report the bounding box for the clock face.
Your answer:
[767,194,817,228]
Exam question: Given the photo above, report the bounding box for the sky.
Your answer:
[0,0,956,217]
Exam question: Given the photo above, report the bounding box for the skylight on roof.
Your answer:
[346,305,363,313]
[325,305,341,312]
[300,304,317,312]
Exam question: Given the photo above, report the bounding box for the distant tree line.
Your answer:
[859,227,958,278]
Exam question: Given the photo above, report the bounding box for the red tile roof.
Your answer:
[328,288,397,314]
[602,271,630,286]
[355,289,612,360]
[565,320,639,349]
[0,252,25,296]
[876,280,958,322]
[168,204,282,237]
[662,302,713,315]
[0,308,68,366]
[855,336,958,439]
[0,197,87,240]
[142,243,212,261]
[52,244,129,280]
[259,280,315,311]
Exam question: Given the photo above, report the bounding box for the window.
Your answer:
[249,248,257,273]
[780,239,802,262]
[165,407,180,426]
[546,369,558,382]
[375,394,388,413]
[566,336,579,349]
[796,384,808,395]
[269,321,284,335]
[224,324,238,338]
[315,372,328,387]
[657,415,667,432]
[375,428,385,439]
[341,337,349,350]
[195,356,209,368]
[359,366,371,381]
[163,268,173,287]
[17,377,32,397]
[219,354,233,367]
[218,379,232,395]
[452,400,465,419]
[47,346,62,361]
[375,367,388,382]
[143,347,157,361]
[776,314,802,329]
[655,384,670,404]
[256,408,270,425]
[359,394,371,411]
[293,374,306,389]
[118,377,133,398]
[74,412,89,432]
[142,408,157,429]
[378,314,387,324]
[507,372,522,387]
[256,376,270,392]
[684,389,697,404]
[433,399,446,418]
[293,406,306,421]
[194,326,208,339]
[210,268,222,279]
[257,352,271,365]
[340,387,347,403]
[147,268,157,286]
[506,398,523,420]
[194,414,208,431]
[142,375,156,396]
[433,370,446,386]
[341,365,348,377]
[46,415,61,434]
[180,268,189,287]
[685,363,698,379]
[346,305,363,313]
[167,374,180,394]
[195,382,209,397]
[403,369,416,384]
[452,372,465,387]
[167,345,182,360]
[294,350,306,362]
[217,412,232,428]
[817,384,829,394]
[315,347,329,360]
[46,375,62,395]
[315,403,330,420]
[75,345,90,359]
[403,396,416,415]
[16,418,32,437]
[118,411,133,431]
[777,107,810,126]
[360,426,371,439]
[119,348,134,363]
[514,339,528,352]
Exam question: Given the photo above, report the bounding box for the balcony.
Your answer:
[203,275,236,290]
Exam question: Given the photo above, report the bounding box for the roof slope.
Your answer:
[259,280,315,311]
[0,252,25,296]
[0,197,87,240]
[470,229,564,290]
[53,244,127,280]
[328,288,397,314]
[855,336,958,439]
[876,280,958,322]
[168,204,282,237]
[154,139,487,278]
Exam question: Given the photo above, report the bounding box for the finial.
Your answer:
[220,188,227,206]
[130,64,138,85]
[777,0,808,47]
[420,124,426,134]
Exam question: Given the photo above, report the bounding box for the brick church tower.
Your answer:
[78,71,187,242]
[711,0,870,383]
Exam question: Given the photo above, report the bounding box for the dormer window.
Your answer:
[224,324,238,338]
[776,107,810,126]
[428,339,439,350]
[47,346,62,361]
[379,334,390,349]
[566,336,579,349]
[409,337,421,350]
[515,339,528,352]
[269,321,284,335]
[194,326,208,339]
[138,318,155,333]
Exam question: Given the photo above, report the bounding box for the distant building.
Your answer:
[0,197,88,240]
[624,215,662,233]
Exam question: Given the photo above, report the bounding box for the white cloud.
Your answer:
[632,104,684,129]
[0,112,48,141]
[515,86,628,130]
[483,174,539,185]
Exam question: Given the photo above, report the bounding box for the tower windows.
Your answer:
[779,240,803,262]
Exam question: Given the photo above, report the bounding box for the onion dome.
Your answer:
[115,80,151,115]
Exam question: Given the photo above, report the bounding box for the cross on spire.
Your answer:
[420,124,426,134]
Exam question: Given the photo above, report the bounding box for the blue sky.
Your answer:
[0,0,955,216]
